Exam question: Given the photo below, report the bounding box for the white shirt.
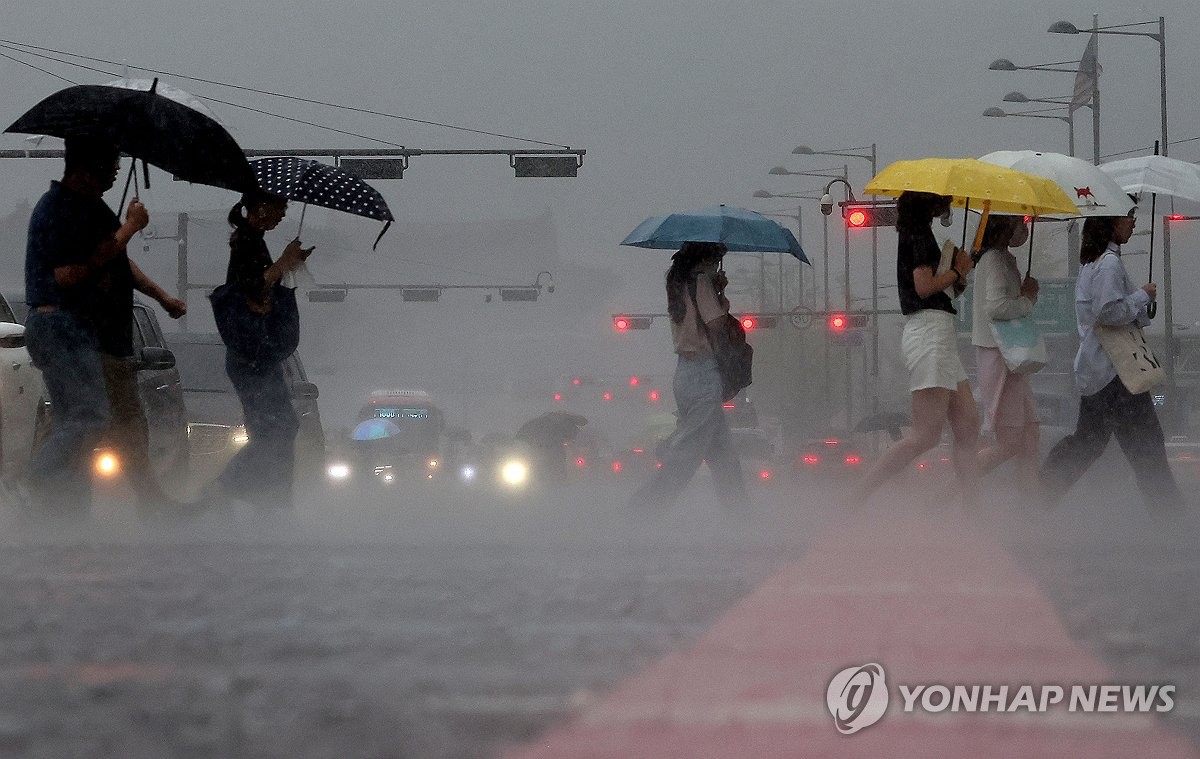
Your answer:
[1073,243,1152,396]
[971,247,1034,348]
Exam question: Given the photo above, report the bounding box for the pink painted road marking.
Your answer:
[504,510,1197,758]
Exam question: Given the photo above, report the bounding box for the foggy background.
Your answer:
[1,0,1198,435]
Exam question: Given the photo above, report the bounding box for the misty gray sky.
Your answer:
[2,1,1199,322]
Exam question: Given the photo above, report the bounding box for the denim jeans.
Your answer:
[630,353,746,510]
[25,310,111,514]
[219,352,299,509]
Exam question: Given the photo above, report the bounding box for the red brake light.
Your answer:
[553,392,563,401]
[572,378,581,386]
[575,457,586,468]
[844,454,861,466]
[824,439,839,447]
[802,454,820,466]
[629,376,640,387]
[647,390,661,402]
[759,469,771,480]
[611,460,622,473]
[723,403,736,409]
[602,391,613,401]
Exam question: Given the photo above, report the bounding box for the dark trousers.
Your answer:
[25,310,110,515]
[220,352,299,509]
[1041,376,1183,510]
[630,354,746,510]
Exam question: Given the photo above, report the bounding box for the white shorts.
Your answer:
[902,309,968,392]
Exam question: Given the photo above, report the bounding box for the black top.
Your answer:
[25,181,134,356]
[225,226,273,304]
[897,226,955,316]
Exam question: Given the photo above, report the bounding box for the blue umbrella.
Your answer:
[620,205,809,264]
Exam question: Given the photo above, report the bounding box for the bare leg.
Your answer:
[947,380,980,507]
[848,387,950,504]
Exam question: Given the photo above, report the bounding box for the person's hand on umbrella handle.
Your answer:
[125,199,149,232]
[952,246,974,275]
[280,239,314,270]
[1142,283,1158,301]
[1020,275,1039,303]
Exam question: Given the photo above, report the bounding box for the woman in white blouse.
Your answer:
[970,215,1041,496]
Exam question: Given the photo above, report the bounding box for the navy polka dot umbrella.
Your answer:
[250,156,394,248]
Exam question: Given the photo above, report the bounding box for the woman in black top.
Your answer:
[209,190,311,510]
[849,191,980,506]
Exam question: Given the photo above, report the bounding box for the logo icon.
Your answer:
[827,663,888,734]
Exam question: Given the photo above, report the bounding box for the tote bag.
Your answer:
[989,317,1048,375]
[1094,322,1164,395]
[209,283,301,367]
[689,280,752,402]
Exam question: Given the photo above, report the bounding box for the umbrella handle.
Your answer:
[118,159,138,210]
[296,202,307,238]
[1147,192,1157,319]
[1026,217,1036,277]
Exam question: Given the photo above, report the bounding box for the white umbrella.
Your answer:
[979,150,1134,218]
[1099,153,1200,320]
[979,150,1134,276]
[1099,155,1200,204]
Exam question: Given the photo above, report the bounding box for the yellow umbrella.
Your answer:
[864,157,1078,251]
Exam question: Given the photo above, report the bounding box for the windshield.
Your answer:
[173,342,234,393]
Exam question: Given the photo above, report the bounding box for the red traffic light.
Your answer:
[629,375,640,387]
[612,315,652,331]
[846,209,869,228]
[614,317,630,332]
[647,389,661,402]
[741,315,757,331]
[829,312,848,331]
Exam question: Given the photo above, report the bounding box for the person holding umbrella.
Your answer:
[204,190,312,512]
[24,136,187,518]
[628,241,747,512]
[848,191,980,507]
[1039,212,1184,513]
[971,215,1042,496]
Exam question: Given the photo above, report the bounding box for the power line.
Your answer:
[0,49,76,85]
[0,38,572,148]
[1102,135,1200,160]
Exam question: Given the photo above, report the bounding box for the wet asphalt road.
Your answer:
[0,463,1199,758]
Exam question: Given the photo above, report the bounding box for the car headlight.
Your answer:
[459,465,477,482]
[500,458,530,487]
[327,462,351,480]
[93,449,121,478]
[231,425,250,446]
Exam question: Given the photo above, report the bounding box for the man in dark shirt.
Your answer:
[25,137,187,519]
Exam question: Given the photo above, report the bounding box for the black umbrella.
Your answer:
[5,82,254,195]
[516,412,588,447]
[250,156,394,248]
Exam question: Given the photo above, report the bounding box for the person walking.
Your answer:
[23,137,143,518]
[206,190,311,511]
[629,241,747,511]
[1040,213,1184,512]
[971,215,1042,497]
[848,191,980,506]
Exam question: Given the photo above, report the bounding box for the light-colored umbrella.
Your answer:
[1099,153,1200,319]
[1100,155,1200,204]
[978,150,1134,276]
[979,150,1134,218]
[864,157,1078,253]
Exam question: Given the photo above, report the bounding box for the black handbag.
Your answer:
[209,282,300,367]
[690,277,752,401]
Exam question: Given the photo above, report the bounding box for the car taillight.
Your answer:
[575,457,587,468]
[759,469,771,480]
[802,454,820,466]
[844,454,861,466]
[611,460,622,473]
[824,439,840,447]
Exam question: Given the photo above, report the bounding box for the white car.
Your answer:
[0,293,47,490]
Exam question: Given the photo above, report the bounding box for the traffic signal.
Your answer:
[828,312,848,332]
[842,202,898,228]
[613,315,653,331]
[738,314,777,331]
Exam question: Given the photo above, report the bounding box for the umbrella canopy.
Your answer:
[864,158,1077,217]
[5,83,254,193]
[978,150,1134,218]
[1099,155,1200,204]
[620,205,809,263]
[250,156,394,222]
[103,77,225,125]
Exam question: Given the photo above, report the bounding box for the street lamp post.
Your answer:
[989,57,1095,163]
[798,144,882,414]
[753,189,824,309]
[822,177,856,428]
[982,106,1075,157]
[1001,92,1087,156]
[1050,15,1176,409]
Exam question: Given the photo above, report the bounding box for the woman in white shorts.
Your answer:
[850,191,980,505]
[971,215,1041,496]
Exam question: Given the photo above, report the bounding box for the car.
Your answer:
[324,389,446,489]
[791,430,867,481]
[167,332,325,494]
[0,292,48,497]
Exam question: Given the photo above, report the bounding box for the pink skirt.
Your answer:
[975,346,1036,433]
